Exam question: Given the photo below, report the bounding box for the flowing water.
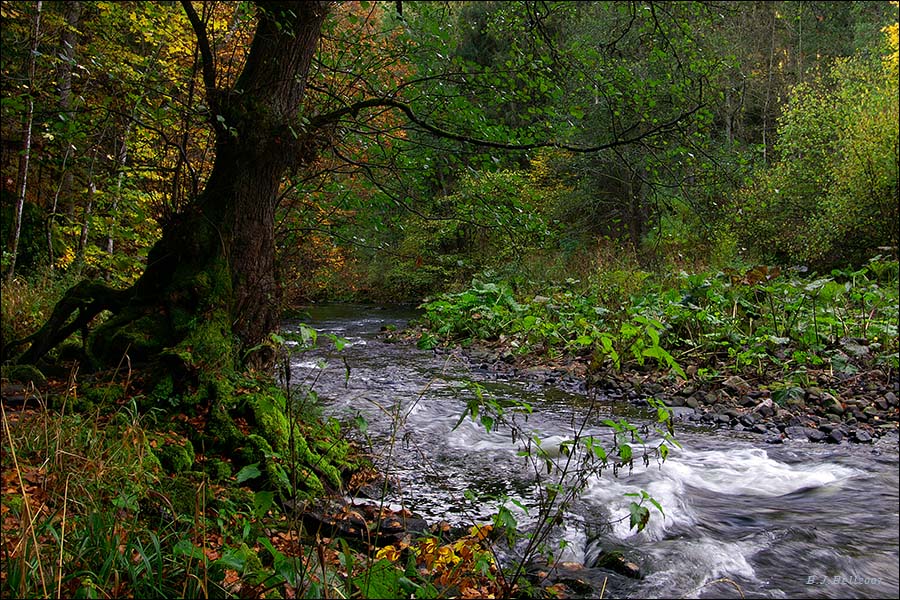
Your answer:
[288,305,900,599]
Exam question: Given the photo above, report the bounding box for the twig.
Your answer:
[57,475,70,599]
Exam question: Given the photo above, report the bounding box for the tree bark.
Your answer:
[193,1,330,366]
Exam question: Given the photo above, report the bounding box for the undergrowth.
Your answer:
[419,257,900,380]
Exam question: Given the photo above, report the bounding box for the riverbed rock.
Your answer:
[853,429,873,443]
[806,428,828,443]
[826,429,845,444]
[753,398,775,418]
[723,375,751,395]
[822,393,844,416]
[594,551,642,579]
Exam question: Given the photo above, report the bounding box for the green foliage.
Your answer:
[422,258,900,377]
[365,170,555,301]
[421,276,689,377]
[736,47,899,269]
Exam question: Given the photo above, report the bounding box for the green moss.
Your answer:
[1,364,47,386]
[159,473,203,515]
[154,436,196,473]
[204,458,233,482]
[151,375,175,402]
[89,312,170,367]
[72,383,125,412]
[208,401,243,449]
[248,392,290,451]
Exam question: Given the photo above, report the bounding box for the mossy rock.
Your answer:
[154,436,196,473]
[204,458,233,482]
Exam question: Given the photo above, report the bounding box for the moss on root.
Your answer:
[153,435,196,473]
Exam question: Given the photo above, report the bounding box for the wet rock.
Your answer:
[302,501,428,547]
[750,423,770,435]
[685,395,701,409]
[785,426,811,440]
[784,425,828,443]
[826,429,844,444]
[594,551,642,579]
[753,398,775,418]
[806,429,827,443]
[739,414,756,427]
[884,391,898,407]
[740,395,757,408]
[853,429,873,443]
[668,406,696,421]
[765,435,784,444]
[818,422,841,433]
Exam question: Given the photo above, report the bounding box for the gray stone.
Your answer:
[822,393,844,416]
[853,430,873,443]
[805,429,827,443]
[754,398,775,418]
[785,426,810,440]
[826,429,844,444]
[668,406,696,421]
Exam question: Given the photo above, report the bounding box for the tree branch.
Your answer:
[180,1,217,111]
[309,82,705,154]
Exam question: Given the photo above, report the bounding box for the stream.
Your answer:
[287,305,899,599]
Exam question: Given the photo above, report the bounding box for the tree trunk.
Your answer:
[5,1,41,284]
[197,0,330,366]
[57,0,80,221]
[10,1,331,370]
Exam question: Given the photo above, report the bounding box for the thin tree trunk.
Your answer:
[762,1,777,166]
[48,144,72,268]
[107,122,132,262]
[57,0,80,221]
[6,0,42,283]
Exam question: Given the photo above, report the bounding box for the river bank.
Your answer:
[432,337,900,447]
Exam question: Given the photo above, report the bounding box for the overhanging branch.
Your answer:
[309,80,705,154]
